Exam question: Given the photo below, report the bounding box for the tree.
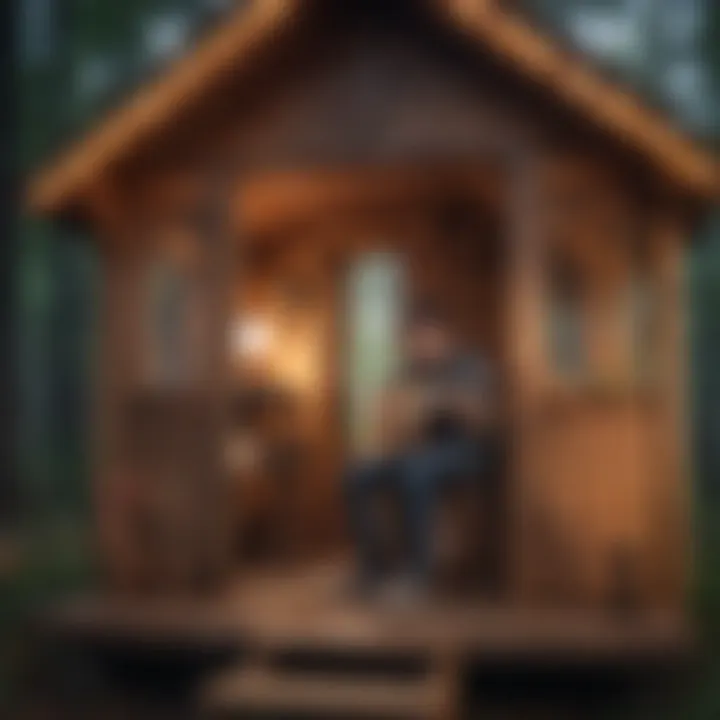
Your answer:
[0,0,18,526]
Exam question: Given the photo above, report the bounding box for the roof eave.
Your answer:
[26,0,719,220]
[26,0,303,217]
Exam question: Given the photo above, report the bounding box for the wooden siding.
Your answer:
[526,394,655,608]
[74,23,693,611]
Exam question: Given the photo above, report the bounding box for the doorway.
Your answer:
[229,169,508,593]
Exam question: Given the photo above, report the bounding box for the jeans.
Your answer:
[344,439,482,585]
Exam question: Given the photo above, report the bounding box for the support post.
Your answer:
[648,201,690,610]
[194,166,240,588]
[505,154,548,604]
[90,179,145,592]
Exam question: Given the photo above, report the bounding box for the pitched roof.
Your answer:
[27,0,717,216]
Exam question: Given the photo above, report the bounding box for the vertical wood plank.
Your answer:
[90,179,145,592]
[648,202,690,610]
[505,154,549,603]
[195,166,241,588]
[89,164,242,595]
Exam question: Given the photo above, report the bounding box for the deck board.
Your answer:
[47,562,691,663]
[202,666,445,717]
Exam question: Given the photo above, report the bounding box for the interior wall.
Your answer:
[230,198,503,561]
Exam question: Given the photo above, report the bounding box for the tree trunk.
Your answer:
[0,0,18,525]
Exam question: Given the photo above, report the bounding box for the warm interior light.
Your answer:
[230,316,274,360]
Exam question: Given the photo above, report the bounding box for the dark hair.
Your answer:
[406,298,447,330]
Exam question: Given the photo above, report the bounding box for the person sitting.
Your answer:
[344,301,496,599]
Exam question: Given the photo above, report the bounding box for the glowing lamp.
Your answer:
[230,317,274,360]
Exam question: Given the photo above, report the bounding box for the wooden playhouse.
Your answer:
[28,0,717,716]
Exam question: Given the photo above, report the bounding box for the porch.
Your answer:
[100,157,683,613]
[50,560,689,660]
[46,561,690,717]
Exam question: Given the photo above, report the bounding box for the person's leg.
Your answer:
[398,441,478,588]
[472,433,502,589]
[344,457,396,586]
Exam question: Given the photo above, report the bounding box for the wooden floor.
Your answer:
[47,561,690,665]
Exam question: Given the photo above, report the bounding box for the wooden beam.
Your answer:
[435,0,717,198]
[234,164,504,238]
[27,0,716,224]
[506,153,549,603]
[196,166,239,588]
[647,202,691,610]
[26,0,302,215]
[91,181,146,592]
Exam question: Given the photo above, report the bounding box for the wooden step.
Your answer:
[201,665,448,718]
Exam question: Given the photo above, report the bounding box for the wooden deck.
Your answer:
[47,562,690,665]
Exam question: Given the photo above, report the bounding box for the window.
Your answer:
[628,234,658,383]
[345,252,406,456]
[628,274,657,382]
[548,254,587,379]
[143,253,197,389]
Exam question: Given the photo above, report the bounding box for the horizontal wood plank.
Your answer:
[202,666,445,717]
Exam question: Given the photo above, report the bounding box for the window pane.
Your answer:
[144,257,194,389]
[629,276,656,381]
[548,255,586,378]
[346,253,405,455]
